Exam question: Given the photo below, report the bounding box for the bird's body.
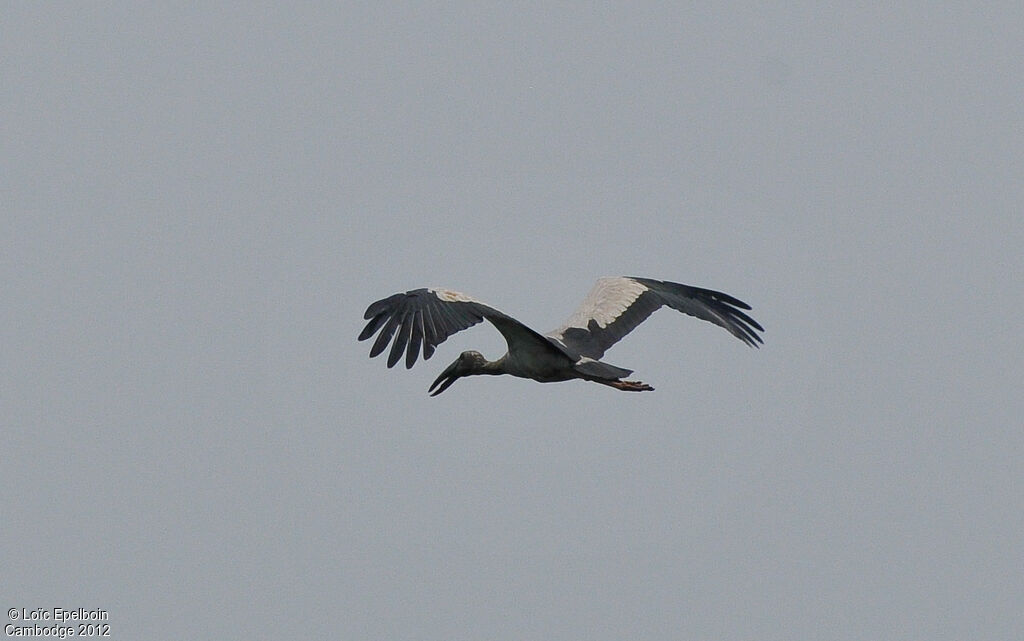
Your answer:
[359,276,763,395]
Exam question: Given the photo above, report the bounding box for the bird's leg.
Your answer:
[608,379,654,392]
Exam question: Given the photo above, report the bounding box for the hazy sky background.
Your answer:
[3,3,1022,640]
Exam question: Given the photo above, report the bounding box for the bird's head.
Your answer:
[429,350,487,396]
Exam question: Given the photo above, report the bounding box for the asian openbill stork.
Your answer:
[359,276,763,396]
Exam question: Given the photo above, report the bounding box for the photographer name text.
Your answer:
[9,609,107,623]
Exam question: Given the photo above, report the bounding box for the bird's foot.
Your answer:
[612,379,654,392]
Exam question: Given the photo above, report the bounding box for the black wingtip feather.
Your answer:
[727,307,764,332]
[369,314,400,358]
[420,305,440,360]
[364,293,399,320]
[406,312,424,369]
[692,286,752,311]
[387,309,414,368]
[358,312,387,342]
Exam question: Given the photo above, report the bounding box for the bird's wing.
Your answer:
[546,276,764,359]
[359,287,562,369]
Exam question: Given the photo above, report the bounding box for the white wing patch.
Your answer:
[566,277,648,329]
[430,288,478,303]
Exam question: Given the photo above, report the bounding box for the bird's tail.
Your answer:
[573,359,633,380]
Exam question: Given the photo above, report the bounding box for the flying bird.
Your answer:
[359,276,763,396]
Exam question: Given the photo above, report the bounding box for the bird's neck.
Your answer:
[477,355,507,375]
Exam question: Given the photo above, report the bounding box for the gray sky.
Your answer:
[3,3,1022,640]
